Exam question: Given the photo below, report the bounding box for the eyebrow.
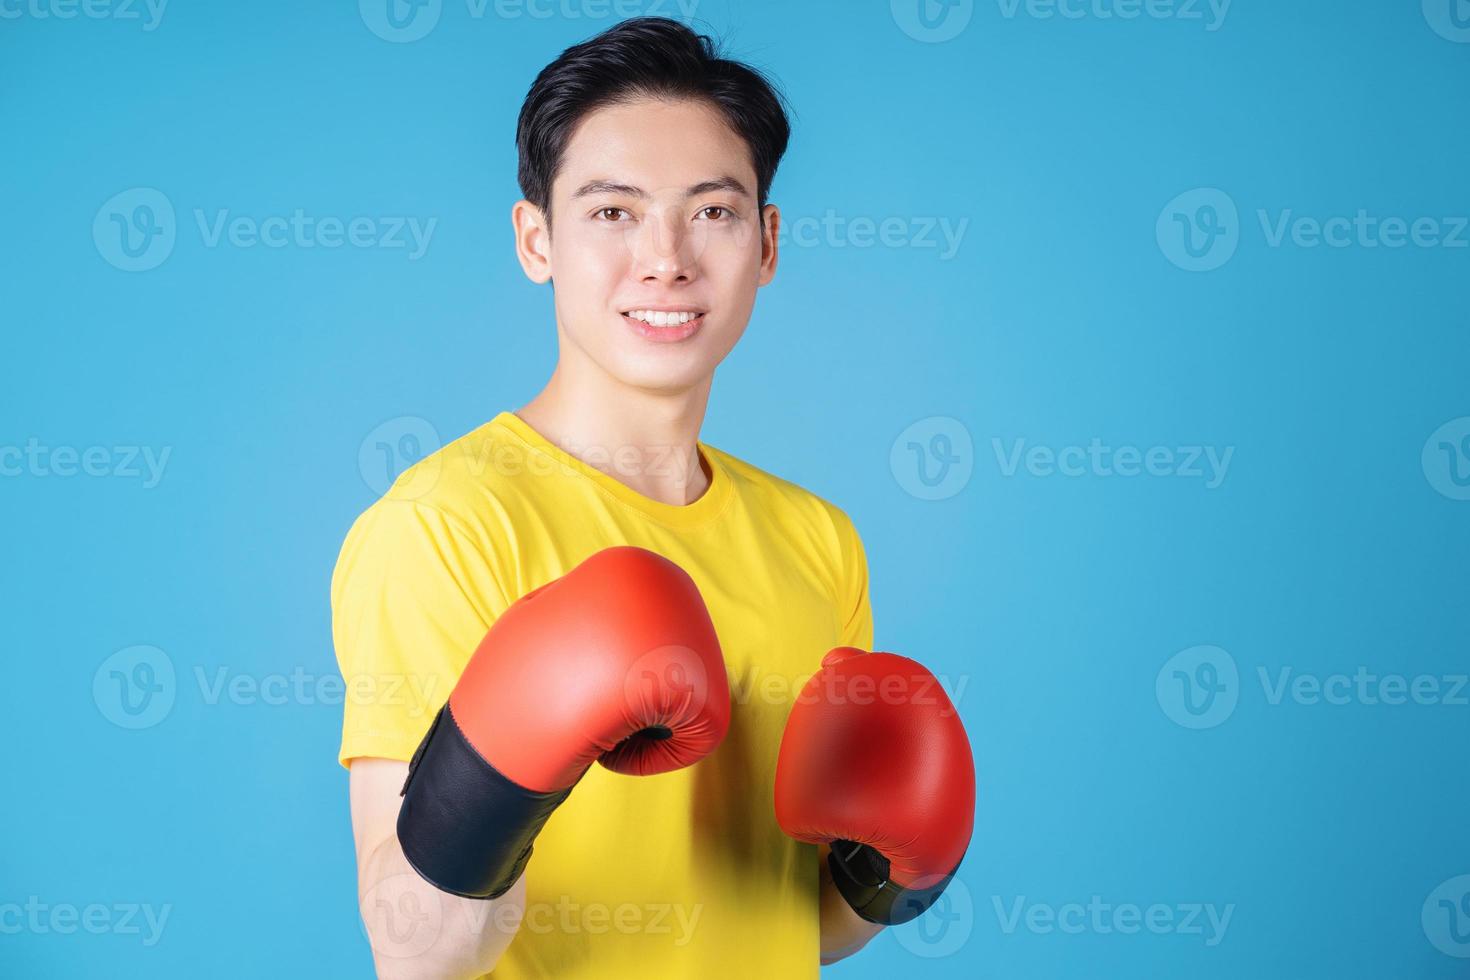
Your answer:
[570,176,751,200]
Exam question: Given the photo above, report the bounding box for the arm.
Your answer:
[350,758,524,979]
[353,547,727,977]
[817,842,884,965]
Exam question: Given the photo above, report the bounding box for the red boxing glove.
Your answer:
[398,546,729,898]
[774,647,975,925]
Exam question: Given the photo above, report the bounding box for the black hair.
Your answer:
[515,16,792,232]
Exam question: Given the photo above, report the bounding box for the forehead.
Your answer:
[554,97,755,197]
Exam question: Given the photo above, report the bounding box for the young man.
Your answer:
[332,17,972,978]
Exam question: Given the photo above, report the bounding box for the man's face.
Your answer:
[532,97,777,394]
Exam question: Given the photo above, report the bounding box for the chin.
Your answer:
[603,351,715,394]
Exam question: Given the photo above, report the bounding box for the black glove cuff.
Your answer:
[397,703,572,900]
[827,839,964,925]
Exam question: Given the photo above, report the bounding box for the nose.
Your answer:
[630,208,698,284]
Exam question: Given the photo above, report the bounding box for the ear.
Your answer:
[513,199,552,284]
[757,204,780,286]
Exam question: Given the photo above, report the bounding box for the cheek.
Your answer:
[723,215,765,257]
[705,233,764,292]
[553,231,628,298]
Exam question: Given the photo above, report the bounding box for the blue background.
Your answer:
[3,0,1468,976]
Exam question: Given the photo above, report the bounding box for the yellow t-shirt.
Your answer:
[330,410,873,979]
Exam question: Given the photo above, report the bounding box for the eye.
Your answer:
[595,207,629,222]
[697,206,730,221]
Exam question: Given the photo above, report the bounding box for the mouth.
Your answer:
[620,308,707,343]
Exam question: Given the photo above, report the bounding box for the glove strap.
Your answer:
[397,703,572,899]
[827,839,964,925]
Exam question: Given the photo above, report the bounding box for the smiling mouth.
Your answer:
[621,309,706,327]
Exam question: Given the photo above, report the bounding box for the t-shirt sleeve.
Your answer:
[833,509,874,652]
[329,498,503,768]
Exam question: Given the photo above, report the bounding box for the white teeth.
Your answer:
[626,310,699,326]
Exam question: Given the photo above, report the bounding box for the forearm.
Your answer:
[817,844,884,965]
[359,833,525,979]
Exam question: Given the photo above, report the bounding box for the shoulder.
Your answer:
[332,421,526,609]
[369,416,538,534]
[333,419,532,590]
[704,442,862,552]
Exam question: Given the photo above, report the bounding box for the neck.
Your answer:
[515,353,714,507]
